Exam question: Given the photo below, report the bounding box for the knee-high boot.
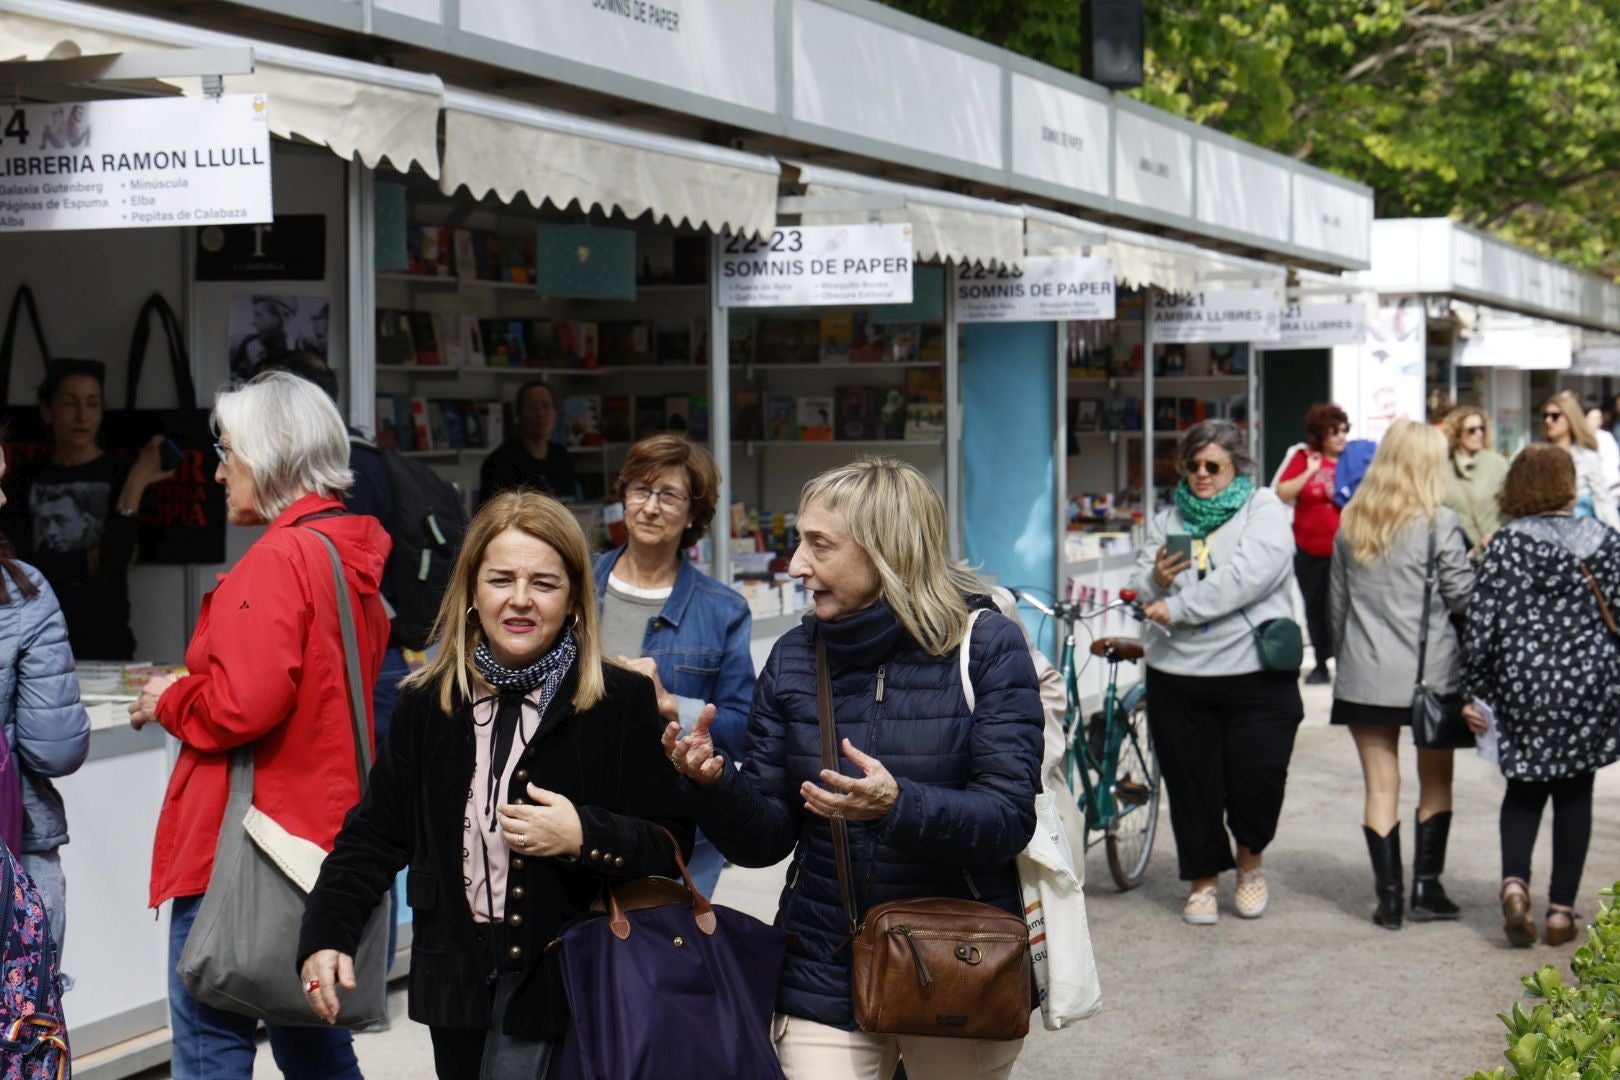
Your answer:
[1409,810,1461,921]
[1363,823,1403,930]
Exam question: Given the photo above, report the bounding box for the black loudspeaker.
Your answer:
[1081,0,1145,90]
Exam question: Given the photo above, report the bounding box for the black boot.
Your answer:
[1409,811,1461,921]
[1363,823,1403,930]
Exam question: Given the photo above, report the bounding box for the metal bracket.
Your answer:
[0,47,254,95]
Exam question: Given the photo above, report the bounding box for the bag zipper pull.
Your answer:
[892,925,932,988]
[875,665,886,702]
[963,869,981,900]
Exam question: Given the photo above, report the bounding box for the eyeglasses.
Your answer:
[1183,460,1228,477]
[625,483,690,507]
[213,441,232,464]
[1462,424,1486,435]
[1332,425,1352,435]
[1543,412,1566,423]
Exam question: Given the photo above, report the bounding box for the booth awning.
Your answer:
[788,162,1026,270]
[0,0,443,178]
[441,89,780,238]
[1023,206,1286,295]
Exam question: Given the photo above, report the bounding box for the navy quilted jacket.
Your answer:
[693,600,1043,1028]
[0,562,90,852]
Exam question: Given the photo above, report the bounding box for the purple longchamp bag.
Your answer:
[0,735,24,856]
[550,832,788,1080]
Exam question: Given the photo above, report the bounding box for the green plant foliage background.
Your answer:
[880,1,1620,278]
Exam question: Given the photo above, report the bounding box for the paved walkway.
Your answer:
[139,680,1619,1079]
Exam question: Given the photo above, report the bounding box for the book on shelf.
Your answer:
[407,312,442,366]
[638,234,677,286]
[435,313,464,368]
[1108,343,1143,378]
[599,321,652,366]
[377,310,415,367]
[634,396,667,441]
[601,394,632,443]
[756,318,821,366]
[479,400,506,448]
[1073,397,1101,433]
[504,232,535,285]
[664,394,691,436]
[1123,397,1142,432]
[527,320,562,368]
[835,385,875,440]
[1155,344,1187,377]
[819,313,854,364]
[461,315,486,368]
[560,395,603,448]
[1210,342,1249,376]
[877,385,907,439]
[731,389,764,442]
[408,224,452,277]
[903,368,944,439]
[479,230,504,282]
[374,394,411,451]
[765,394,796,441]
[689,392,710,443]
[1153,397,1177,432]
[435,401,467,449]
[798,396,835,441]
[1102,396,1126,432]
[918,324,946,365]
[481,319,527,367]
[1178,398,1204,430]
[655,320,696,366]
[453,228,479,281]
[409,396,433,451]
[458,401,484,448]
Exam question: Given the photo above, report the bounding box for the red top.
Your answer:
[1278,449,1340,557]
[149,494,392,907]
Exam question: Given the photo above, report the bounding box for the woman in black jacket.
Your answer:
[298,492,691,1079]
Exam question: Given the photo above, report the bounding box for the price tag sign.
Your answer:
[717,223,914,308]
[1274,302,1366,349]
[954,255,1115,323]
[0,95,272,233]
[1149,288,1282,344]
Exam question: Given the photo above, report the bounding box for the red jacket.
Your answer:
[149,494,392,907]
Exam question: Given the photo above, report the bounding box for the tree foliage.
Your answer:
[881,0,1620,277]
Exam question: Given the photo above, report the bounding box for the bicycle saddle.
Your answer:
[1090,637,1144,662]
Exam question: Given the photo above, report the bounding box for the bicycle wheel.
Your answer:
[1105,698,1162,890]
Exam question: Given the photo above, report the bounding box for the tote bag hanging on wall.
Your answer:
[0,284,56,482]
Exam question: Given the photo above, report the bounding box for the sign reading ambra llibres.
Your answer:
[954,255,1115,323]
[1274,302,1367,349]
[717,223,913,308]
[0,95,272,233]
[1149,288,1283,343]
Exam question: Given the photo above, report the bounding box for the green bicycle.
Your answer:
[1014,587,1162,890]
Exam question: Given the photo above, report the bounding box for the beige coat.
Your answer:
[1443,450,1508,558]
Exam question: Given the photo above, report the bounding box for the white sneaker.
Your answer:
[1183,887,1218,925]
[1235,867,1268,919]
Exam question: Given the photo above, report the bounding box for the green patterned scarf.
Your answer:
[1174,474,1254,539]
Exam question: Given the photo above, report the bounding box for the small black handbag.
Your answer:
[1411,529,1473,749]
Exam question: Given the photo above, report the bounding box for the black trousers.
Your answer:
[1293,549,1334,665]
[1501,772,1596,908]
[1145,668,1304,881]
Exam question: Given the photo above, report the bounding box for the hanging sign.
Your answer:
[1149,288,1282,343]
[717,223,914,308]
[0,95,272,233]
[1273,302,1367,349]
[954,255,1115,323]
[195,215,326,280]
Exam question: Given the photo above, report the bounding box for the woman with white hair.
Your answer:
[666,457,1044,1079]
[128,371,392,1079]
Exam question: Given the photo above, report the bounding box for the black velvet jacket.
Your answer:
[297,661,693,1037]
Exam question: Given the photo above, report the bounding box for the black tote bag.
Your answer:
[105,294,226,565]
[0,284,57,486]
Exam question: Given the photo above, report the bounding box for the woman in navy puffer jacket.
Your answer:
[666,458,1043,1080]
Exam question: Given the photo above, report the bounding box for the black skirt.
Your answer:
[1330,699,1409,727]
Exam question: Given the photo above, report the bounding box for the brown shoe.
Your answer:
[1545,909,1577,947]
[1502,882,1536,948]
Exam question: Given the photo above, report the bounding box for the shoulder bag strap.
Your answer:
[302,527,373,793]
[1577,560,1620,637]
[126,293,199,410]
[1415,526,1437,689]
[0,285,51,401]
[958,609,988,711]
[817,641,859,944]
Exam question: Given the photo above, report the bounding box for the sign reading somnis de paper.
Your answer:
[0,96,272,233]
[717,223,914,308]
[955,255,1115,323]
[1149,288,1282,343]
[1275,302,1367,349]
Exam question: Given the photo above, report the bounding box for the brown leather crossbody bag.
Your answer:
[817,642,1031,1041]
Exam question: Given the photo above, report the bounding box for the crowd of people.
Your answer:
[2,360,1619,1078]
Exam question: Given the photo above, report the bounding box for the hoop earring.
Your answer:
[466,605,477,620]
[566,612,579,631]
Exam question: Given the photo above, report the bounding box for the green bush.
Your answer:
[1466,882,1620,1080]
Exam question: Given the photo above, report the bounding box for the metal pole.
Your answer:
[946,262,962,560]
[1142,291,1156,518]
[1248,345,1262,464]
[1053,323,1067,607]
[347,158,376,433]
[708,233,732,584]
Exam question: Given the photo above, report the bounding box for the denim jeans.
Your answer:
[373,646,411,971]
[168,894,363,1080]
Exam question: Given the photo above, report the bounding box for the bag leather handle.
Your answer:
[127,293,198,410]
[1415,527,1438,689]
[606,826,716,940]
[1578,560,1620,636]
[818,642,860,945]
[0,284,50,400]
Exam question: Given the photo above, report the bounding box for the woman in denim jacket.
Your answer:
[593,435,754,896]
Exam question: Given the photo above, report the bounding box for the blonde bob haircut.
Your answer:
[1339,419,1448,566]
[800,457,969,657]
[1545,390,1599,452]
[404,492,604,713]
[1442,406,1492,456]
[211,370,352,521]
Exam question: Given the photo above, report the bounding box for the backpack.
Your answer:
[0,839,68,1079]
[360,441,469,650]
[1332,439,1379,508]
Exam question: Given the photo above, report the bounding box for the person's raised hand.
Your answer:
[498,785,583,858]
[662,705,725,786]
[1305,451,1323,473]
[1152,545,1191,589]
[801,739,898,822]
[299,949,356,1025]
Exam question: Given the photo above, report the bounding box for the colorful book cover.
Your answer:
[417,225,451,277]
[850,316,888,364]
[478,400,506,448]
[409,396,433,450]
[538,223,636,301]
[374,394,406,451]
[799,396,835,442]
[1102,396,1127,432]
[503,231,535,284]
[407,312,441,366]
[1074,397,1101,432]
[766,394,797,441]
[436,400,467,448]
[453,228,479,281]
[458,401,484,448]
[601,395,632,443]
[480,319,516,367]
[731,389,764,442]
[903,368,945,439]
[884,322,921,364]
[876,385,907,439]
[836,385,874,440]
[561,395,603,448]
[819,313,854,364]
[1156,344,1188,377]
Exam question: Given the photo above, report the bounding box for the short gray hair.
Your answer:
[1179,419,1256,477]
[212,370,352,521]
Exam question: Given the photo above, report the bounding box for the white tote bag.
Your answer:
[960,611,1102,1029]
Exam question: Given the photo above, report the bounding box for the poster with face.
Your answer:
[30,481,107,554]
[226,294,331,380]
[1331,296,1425,444]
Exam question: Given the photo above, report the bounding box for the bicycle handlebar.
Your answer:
[1012,588,1142,623]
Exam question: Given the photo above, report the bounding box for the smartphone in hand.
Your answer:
[1166,532,1194,563]
[158,436,185,473]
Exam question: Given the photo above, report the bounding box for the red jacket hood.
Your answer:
[266,493,392,596]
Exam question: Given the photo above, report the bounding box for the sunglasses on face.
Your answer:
[1543,412,1566,423]
[1462,424,1485,435]
[1331,425,1351,435]
[1184,460,1228,477]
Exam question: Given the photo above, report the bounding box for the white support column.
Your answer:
[346,158,376,433]
[1142,292,1156,517]
[1248,345,1262,463]
[708,233,732,584]
[946,262,963,559]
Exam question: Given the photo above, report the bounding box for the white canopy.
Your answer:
[1023,205,1287,295]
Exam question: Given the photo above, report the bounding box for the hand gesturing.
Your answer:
[663,704,725,786]
[801,739,898,822]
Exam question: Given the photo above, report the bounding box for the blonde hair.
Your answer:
[404,492,604,713]
[1442,406,1491,455]
[1339,420,1448,566]
[212,371,352,520]
[1545,391,1598,452]
[799,457,969,656]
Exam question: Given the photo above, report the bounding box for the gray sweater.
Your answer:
[1130,488,1296,676]
[1329,508,1473,708]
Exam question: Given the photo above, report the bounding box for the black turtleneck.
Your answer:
[814,601,906,669]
